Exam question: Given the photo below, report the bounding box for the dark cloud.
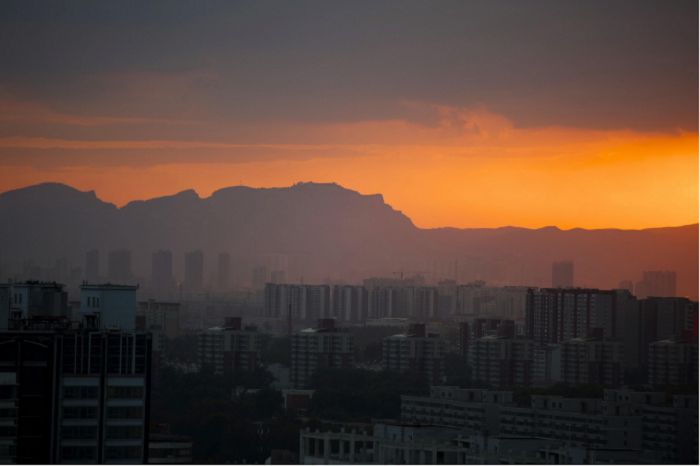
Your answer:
[0,0,696,131]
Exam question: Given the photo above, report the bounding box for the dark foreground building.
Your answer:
[0,317,152,464]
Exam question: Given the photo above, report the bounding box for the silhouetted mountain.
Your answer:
[0,182,696,299]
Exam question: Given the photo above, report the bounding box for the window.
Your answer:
[61,446,96,460]
[107,425,142,440]
[107,406,143,419]
[64,386,98,399]
[63,406,97,419]
[108,386,143,399]
[62,426,97,440]
[0,445,15,457]
[105,446,141,460]
[0,426,17,437]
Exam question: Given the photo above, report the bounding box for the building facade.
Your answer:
[560,330,624,387]
[291,319,353,389]
[331,285,368,323]
[383,323,444,384]
[198,317,261,374]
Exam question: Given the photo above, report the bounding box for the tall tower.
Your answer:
[184,250,204,291]
[217,252,230,291]
[152,250,173,291]
[551,260,574,288]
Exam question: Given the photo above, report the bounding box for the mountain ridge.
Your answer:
[0,182,696,299]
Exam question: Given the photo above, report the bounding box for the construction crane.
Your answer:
[393,268,429,284]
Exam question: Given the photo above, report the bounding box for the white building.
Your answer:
[80,283,138,330]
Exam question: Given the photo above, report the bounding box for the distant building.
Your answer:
[252,265,267,291]
[525,288,636,345]
[642,270,677,298]
[648,334,698,386]
[184,250,204,292]
[472,321,534,387]
[270,270,285,285]
[152,250,173,291]
[86,249,99,281]
[560,328,624,387]
[618,280,634,295]
[291,319,353,389]
[198,317,261,374]
[331,285,369,323]
[551,260,574,288]
[136,299,180,339]
[217,252,230,290]
[625,296,695,369]
[108,249,133,283]
[533,344,561,383]
[383,323,444,384]
[264,284,331,322]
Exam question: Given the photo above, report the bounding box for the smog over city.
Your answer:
[0,1,697,465]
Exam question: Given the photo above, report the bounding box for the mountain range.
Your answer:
[0,182,697,299]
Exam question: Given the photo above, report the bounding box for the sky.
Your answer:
[0,1,697,230]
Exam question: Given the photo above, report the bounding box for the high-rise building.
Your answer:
[551,260,574,288]
[624,296,695,370]
[86,249,99,282]
[331,285,368,323]
[264,284,331,321]
[198,317,262,374]
[252,266,267,292]
[383,323,445,384]
[0,281,151,464]
[642,271,677,298]
[618,280,634,295]
[648,333,698,386]
[472,321,534,387]
[560,328,624,387]
[151,250,173,290]
[0,325,153,464]
[184,250,204,292]
[291,319,353,389]
[217,252,230,291]
[525,288,636,346]
[270,270,285,285]
[108,250,133,283]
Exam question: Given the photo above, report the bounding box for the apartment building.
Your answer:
[640,394,698,464]
[401,387,509,435]
[0,320,152,464]
[560,329,624,387]
[525,288,636,346]
[472,321,534,387]
[264,284,331,322]
[383,323,444,384]
[291,319,353,389]
[198,317,261,374]
[331,285,368,323]
[648,334,698,386]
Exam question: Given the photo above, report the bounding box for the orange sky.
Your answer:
[0,105,697,230]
